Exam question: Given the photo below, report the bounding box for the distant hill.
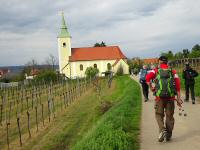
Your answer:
[0,65,59,74]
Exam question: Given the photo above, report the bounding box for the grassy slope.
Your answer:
[72,76,142,150]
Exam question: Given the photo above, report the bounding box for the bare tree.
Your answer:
[23,59,38,75]
[45,54,58,70]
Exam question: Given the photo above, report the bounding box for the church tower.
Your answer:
[57,12,71,78]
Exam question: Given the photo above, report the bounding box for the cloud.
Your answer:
[0,0,199,66]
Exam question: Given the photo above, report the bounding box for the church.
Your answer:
[58,13,129,78]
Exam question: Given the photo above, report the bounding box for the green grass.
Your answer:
[72,76,142,150]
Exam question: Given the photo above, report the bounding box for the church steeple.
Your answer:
[58,12,71,38]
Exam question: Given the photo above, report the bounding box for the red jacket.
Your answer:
[146,64,180,101]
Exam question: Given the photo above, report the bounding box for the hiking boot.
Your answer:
[158,130,167,142]
[166,132,172,141]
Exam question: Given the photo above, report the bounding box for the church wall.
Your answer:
[70,60,116,78]
[113,59,129,74]
[69,59,129,78]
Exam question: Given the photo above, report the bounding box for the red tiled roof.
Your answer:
[70,46,126,61]
[143,58,159,64]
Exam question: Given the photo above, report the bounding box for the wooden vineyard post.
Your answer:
[26,96,29,111]
[63,93,66,108]
[71,88,74,102]
[52,98,55,118]
[21,98,24,113]
[47,100,51,122]
[17,117,22,146]
[39,92,42,105]
[6,122,10,150]
[27,111,31,138]
[41,104,45,127]
[60,94,63,111]
[16,99,19,117]
[68,90,71,104]
[0,104,2,125]
[66,92,69,106]
[8,102,12,123]
[31,93,34,109]
[35,106,38,132]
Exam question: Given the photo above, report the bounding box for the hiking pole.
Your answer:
[176,98,187,117]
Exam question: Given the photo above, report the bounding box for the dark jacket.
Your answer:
[182,68,198,84]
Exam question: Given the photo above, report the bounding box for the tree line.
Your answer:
[161,44,200,60]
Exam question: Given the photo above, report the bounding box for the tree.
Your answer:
[33,69,58,83]
[160,51,174,60]
[23,59,38,75]
[190,44,200,58]
[116,65,123,76]
[94,41,106,47]
[174,52,183,59]
[182,49,190,58]
[45,54,58,70]
[85,67,99,78]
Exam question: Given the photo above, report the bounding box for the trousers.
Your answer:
[154,99,175,134]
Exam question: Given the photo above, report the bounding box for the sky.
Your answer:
[0,0,200,66]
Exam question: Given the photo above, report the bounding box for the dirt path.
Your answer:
[131,75,200,150]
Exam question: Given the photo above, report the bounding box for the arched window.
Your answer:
[94,64,97,69]
[63,42,66,47]
[107,63,111,70]
[80,64,83,71]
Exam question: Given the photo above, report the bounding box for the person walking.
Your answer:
[182,62,199,104]
[146,56,183,142]
[139,65,149,102]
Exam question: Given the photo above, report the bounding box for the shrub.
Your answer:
[116,65,124,76]
[33,69,58,83]
[85,67,99,79]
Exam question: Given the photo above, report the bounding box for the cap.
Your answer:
[185,62,190,66]
[159,56,168,62]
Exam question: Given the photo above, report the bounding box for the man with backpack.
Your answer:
[139,65,149,102]
[146,56,183,142]
[182,62,199,104]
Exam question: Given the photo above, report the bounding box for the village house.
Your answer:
[58,13,129,78]
[0,68,10,78]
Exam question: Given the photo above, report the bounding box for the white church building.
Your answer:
[58,13,129,78]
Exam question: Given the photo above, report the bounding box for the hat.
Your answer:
[185,62,190,66]
[159,56,168,62]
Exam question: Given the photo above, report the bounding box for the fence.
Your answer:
[169,57,200,72]
[0,77,93,149]
[0,82,19,88]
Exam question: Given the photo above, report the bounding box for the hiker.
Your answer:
[146,56,183,142]
[182,62,199,104]
[139,65,149,102]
